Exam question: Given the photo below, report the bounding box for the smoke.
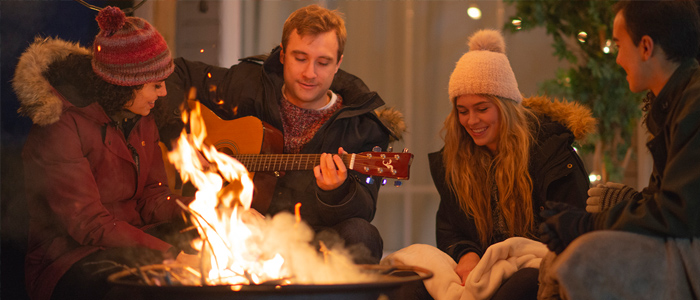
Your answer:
[249,212,372,284]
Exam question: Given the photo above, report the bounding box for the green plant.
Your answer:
[504,0,642,181]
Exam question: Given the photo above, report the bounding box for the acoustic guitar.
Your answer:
[199,106,413,214]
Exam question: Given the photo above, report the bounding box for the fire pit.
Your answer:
[138,100,428,300]
[106,264,432,300]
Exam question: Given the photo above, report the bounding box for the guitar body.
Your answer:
[201,107,283,215]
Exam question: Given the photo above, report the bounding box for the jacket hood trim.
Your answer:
[523,95,596,141]
[375,107,406,143]
[13,37,91,126]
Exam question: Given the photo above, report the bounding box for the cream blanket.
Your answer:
[381,237,547,300]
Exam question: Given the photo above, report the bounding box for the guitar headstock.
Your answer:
[349,150,413,180]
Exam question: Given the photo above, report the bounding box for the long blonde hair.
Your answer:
[442,95,537,248]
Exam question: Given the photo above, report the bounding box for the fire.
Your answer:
[166,99,370,286]
[167,101,281,285]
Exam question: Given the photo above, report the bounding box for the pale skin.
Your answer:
[279,29,343,109]
[456,94,502,154]
[314,147,348,191]
[280,29,348,191]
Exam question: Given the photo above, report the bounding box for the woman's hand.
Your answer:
[455,252,480,285]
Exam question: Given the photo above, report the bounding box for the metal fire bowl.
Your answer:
[107,264,432,300]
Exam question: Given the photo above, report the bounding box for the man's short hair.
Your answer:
[281,4,347,62]
[614,0,700,62]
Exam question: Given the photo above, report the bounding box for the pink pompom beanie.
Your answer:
[448,29,522,104]
[91,6,174,86]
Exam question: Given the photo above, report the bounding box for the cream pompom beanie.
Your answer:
[448,29,522,103]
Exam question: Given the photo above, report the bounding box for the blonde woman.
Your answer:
[429,29,594,299]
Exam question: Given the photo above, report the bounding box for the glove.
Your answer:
[586,182,639,213]
[539,201,594,254]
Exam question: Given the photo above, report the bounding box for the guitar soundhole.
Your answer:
[214,140,240,156]
[218,147,234,156]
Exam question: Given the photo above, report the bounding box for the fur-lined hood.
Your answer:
[375,107,406,143]
[13,37,91,126]
[523,95,596,141]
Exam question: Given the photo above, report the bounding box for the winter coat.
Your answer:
[13,37,191,300]
[594,59,700,238]
[430,96,594,262]
[161,47,405,228]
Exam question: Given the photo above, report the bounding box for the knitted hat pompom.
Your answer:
[95,6,126,35]
[468,29,506,54]
[448,29,522,104]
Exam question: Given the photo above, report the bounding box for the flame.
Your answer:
[166,93,371,287]
[167,101,283,285]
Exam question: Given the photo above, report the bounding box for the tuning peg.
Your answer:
[402,148,409,153]
[372,146,382,152]
[381,178,387,186]
[393,180,402,187]
[365,177,375,184]
[387,146,393,152]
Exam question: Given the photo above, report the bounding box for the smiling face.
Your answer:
[613,11,652,93]
[279,29,343,110]
[124,81,166,116]
[455,94,501,154]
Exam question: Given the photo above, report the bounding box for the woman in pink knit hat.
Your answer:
[425,29,594,300]
[13,6,193,300]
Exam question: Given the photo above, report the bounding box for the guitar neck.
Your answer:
[233,153,353,172]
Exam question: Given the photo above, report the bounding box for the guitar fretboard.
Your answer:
[233,154,355,172]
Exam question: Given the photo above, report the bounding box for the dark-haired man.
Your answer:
[538,1,700,298]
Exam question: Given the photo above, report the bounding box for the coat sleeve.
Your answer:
[136,123,193,224]
[160,58,252,146]
[430,151,485,262]
[23,117,173,253]
[596,89,700,237]
[168,58,236,116]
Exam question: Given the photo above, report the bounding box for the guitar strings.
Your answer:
[233,154,363,171]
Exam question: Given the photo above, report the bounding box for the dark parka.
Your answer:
[594,59,700,238]
[13,38,191,300]
[430,96,594,262]
[161,47,404,228]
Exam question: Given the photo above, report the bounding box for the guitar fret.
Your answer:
[225,152,410,180]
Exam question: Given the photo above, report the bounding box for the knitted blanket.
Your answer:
[381,237,547,300]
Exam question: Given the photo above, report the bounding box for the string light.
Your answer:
[467,5,482,20]
[512,18,522,30]
[577,31,588,43]
[589,172,602,184]
[602,39,612,54]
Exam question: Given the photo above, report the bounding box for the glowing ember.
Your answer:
[166,97,369,286]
